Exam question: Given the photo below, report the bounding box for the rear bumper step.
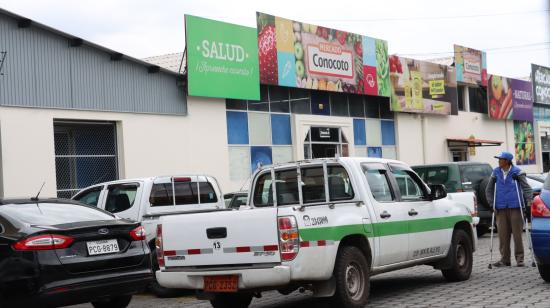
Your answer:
[156,265,291,290]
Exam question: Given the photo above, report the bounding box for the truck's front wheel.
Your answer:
[330,246,370,308]
[441,229,473,282]
[209,293,253,308]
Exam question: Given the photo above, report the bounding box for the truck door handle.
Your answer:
[206,227,227,239]
[380,211,391,219]
[408,209,418,216]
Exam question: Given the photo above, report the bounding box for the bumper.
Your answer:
[4,270,152,308]
[532,218,550,265]
[156,266,291,290]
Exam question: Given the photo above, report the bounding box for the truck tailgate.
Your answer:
[161,208,280,267]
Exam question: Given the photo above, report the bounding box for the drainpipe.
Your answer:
[421,115,428,164]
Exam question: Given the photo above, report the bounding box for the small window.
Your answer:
[391,169,425,201]
[425,167,449,185]
[276,169,299,205]
[330,93,349,117]
[328,166,354,201]
[73,187,103,207]
[253,172,273,207]
[301,167,326,204]
[364,168,394,202]
[149,181,217,207]
[105,184,138,213]
[457,86,465,111]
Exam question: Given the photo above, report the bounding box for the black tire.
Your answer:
[149,247,187,298]
[209,293,253,308]
[442,229,473,282]
[537,264,550,282]
[476,224,489,237]
[476,177,491,210]
[330,246,370,308]
[91,295,132,308]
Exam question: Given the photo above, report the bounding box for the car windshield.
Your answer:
[0,202,116,226]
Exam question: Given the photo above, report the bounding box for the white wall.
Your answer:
[395,111,542,173]
[0,96,233,198]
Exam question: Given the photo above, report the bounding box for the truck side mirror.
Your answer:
[429,184,447,200]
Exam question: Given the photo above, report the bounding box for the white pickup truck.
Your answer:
[72,175,224,296]
[156,158,477,308]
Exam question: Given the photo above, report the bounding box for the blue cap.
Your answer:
[494,151,514,161]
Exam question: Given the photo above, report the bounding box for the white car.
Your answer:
[72,175,224,297]
[155,158,476,308]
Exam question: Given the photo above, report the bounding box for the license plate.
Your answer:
[86,239,120,256]
[203,275,238,292]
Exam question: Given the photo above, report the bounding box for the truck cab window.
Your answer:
[363,169,394,202]
[328,166,354,201]
[73,187,103,207]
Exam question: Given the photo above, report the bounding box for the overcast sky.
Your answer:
[0,0,548,78]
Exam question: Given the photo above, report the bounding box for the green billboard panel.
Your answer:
[186,15,260,100]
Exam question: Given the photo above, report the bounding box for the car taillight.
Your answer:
[156,224,164,267]
[278,216,299,262]
[129,226,146,241]
[532,196,550,218]
[13,234,74,251]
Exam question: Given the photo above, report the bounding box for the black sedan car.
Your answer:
[0,198,152,308]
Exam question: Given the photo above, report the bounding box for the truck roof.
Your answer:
[256,157,404,171]
[411,162,493,168]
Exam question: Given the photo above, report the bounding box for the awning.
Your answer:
[447,138,503,147]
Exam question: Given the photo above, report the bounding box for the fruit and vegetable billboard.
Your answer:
[488,75,533,121]
[454,45,487,86]
[256,13,390,97]
[514,121,536,165]
[532,64,550,105]
[185,15,260,100]
[389,56,458,115]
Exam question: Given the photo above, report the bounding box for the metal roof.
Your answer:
[0,7,183,78]
[143,52,186,74]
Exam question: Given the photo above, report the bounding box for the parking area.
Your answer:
[71,234,550,308]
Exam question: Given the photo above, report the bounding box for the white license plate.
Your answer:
[86,239,120,256]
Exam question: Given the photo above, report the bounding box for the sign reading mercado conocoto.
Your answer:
[185,15,260,100]
[389,56,458,115]
[256,12,390,97]
[532,64,550,105]
[454,44,487,86]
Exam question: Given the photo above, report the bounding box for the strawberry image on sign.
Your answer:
[258,24,278,84]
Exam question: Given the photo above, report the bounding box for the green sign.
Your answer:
[186,15,260,100]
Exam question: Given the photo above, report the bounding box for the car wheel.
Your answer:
[149,247,188,298]
[330,246,370,308]
[209,293,253,308]
[476,225,489,237]
[442,229,473,282]
[91,295,132,308]
[538,264,550,282]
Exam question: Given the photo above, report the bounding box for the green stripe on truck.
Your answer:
[299,215,472,241]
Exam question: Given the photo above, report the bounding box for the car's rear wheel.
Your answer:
[442,229,473,282]
[330,246,370,308]
[91,295,132,308]
[537,264,550,282]
[209,293,253,308]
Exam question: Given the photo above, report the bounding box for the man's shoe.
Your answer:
[493,261,511,267]
[517,261,525,267]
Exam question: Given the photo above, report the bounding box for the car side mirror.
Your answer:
[429,184,447,200]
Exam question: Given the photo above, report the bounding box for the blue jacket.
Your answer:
[492,165,522,209]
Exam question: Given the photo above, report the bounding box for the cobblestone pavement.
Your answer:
[71,234,550,308]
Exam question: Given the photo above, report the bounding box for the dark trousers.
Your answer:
[496,208,524,263]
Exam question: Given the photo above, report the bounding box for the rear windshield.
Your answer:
[150,182,218,207]
[415,166,449,186]
[459,165,492,184]
[0,202,115,225]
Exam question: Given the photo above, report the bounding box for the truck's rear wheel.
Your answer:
[330,246,370,308]
[441,229,473,282]
[209,293,253,308]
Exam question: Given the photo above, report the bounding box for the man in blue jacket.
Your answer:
[486,151,533,267]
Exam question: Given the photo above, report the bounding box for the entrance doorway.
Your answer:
[304,127,349,159]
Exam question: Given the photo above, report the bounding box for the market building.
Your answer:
[0,8,546,199]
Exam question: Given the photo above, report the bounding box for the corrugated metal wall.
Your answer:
[0,13,187,115]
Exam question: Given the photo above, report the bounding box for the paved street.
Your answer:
[71,234,550,308]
